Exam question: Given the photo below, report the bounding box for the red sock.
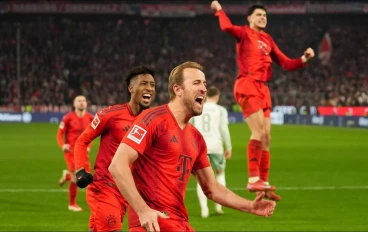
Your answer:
[65,173,71,181]
[247,139,262,178]
[69,182,78,206]
[260,150,270,182]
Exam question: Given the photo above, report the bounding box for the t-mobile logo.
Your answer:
[177,154,192,182]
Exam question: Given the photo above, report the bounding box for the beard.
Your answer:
[183,96,202,117]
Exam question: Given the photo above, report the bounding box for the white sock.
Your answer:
[249,176,260,183]
[197,183,208,212]
[215,173,226,211]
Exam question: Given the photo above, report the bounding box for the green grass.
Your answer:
[0,123,367,231]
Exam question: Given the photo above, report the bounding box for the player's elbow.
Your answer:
[108,161,119,179]
[201,182,219,200]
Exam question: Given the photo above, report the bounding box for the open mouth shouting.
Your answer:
[195,95,205,108]
[142,93,152,104]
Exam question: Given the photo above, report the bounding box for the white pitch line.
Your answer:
[0,186,368,193]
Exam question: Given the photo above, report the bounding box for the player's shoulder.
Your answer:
[188,123,205,139]
[62,111,75,121]
[217,104,228,113]
[97,104,128,118]
[138,105,169,127]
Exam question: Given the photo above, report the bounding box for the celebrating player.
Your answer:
[109,61,276,232]
[191,86,232,218]
[56,95,94,211]
[211,1,315,200]
[73,65,155,231]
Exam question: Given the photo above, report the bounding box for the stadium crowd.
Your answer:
[0,13,367,112]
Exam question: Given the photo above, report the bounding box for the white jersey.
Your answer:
[191,102,232,155]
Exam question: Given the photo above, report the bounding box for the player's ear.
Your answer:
[128,84,134,95]
[247,15,251,24]
[173,84,182,97]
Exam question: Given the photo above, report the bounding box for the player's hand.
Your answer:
[61,144,71,152]
[225,149,232,160]
[211,1,222,11]
[304,47,315,61]
[250,192,276,217]
[76,168,93,188]
[138,208,170,232]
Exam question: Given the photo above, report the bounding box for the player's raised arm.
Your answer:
[193,167,275,217]
[219,106,232,160]
[212,1,243,40]
[74,113,107,188]
[56,116,70,152]
[271,38,315,71]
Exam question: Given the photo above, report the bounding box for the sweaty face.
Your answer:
[180,68,207,117]
[73,96,87,111]
[248,9,267,30]
[130,74,155,110]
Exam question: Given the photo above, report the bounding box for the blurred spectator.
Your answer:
[0,13,367,112]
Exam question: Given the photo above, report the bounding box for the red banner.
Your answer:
[318,106,368,116]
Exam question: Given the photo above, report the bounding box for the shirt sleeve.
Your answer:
[270,36,307,71]
[74,112,109,170]
[121,112,157,155]
[192,133,211,171]
[56,115,68,148]
[215,9,243,40]
[219,106,232,150]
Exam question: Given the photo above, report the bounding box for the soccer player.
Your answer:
[73,65,156,232]
[109,61,276,232]
[56,95,94,211]
[191,86,232,218]
[211,1,315,200]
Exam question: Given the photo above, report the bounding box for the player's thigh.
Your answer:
[208,154,226,173]
[245,109,266,135]
[87,183,125,231]
[158,219,194,232]
[129,227,145,232]
[64,152,76,172]
[234,79,267,120]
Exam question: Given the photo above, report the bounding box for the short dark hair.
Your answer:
[207,86,220,98]
[125,65,155,96]
[247,5,267,16]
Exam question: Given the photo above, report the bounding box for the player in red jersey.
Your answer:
[56,95,94,211]
[109,61,276,232]
[211,1,315,200]
[73,65,156,232]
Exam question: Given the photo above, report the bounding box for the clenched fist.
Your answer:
[211,1,222,12]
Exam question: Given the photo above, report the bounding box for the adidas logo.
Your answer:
[170,135,178,143]
[250,157,258,162]
[122,125,130,132]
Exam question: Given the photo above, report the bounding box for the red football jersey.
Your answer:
[121,105,211,227]
[56,111,94,149]
[215,9,306,82]
[74,104,137,185]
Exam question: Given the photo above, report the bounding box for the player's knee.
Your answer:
[251,126,266,139]
[262,133,271,149]
[70,171,76,183]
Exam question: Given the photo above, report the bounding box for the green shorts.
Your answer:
[208,153,226,172]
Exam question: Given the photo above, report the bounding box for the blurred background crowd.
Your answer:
[1,7,367,112]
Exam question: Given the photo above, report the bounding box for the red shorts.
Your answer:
[87,181,128,232]
[64,151,91,172]
[129,218,194,232]
[234,77,272,118]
